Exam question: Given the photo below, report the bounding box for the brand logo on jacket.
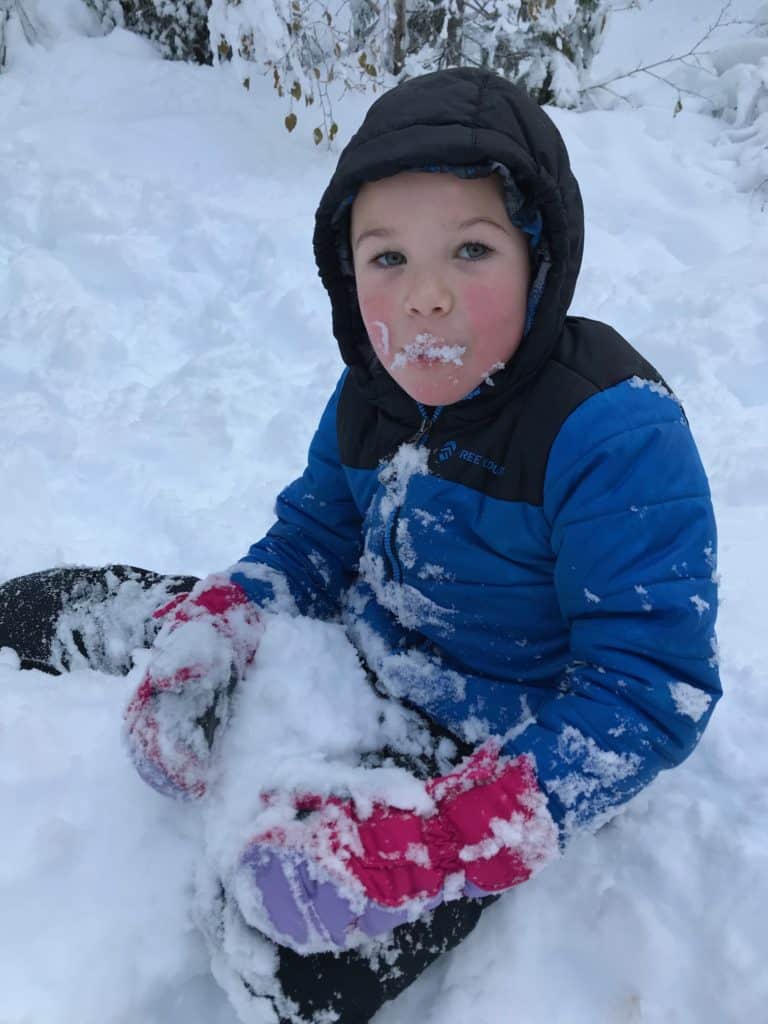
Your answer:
[437,440,505,477]
[438,441,457,462]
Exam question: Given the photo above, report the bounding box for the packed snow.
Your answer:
[1,2,767,1022]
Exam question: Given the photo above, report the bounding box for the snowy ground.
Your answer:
[1,4,767,1023]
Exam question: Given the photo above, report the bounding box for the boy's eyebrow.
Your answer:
[353,216,512,250]
[353,227,394,250]
[456,216,512,234]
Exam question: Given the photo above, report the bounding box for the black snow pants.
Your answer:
[0,565,496,1024]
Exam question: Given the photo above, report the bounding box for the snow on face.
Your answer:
[370,319,390,355]
[351,172,530,406]
[389,332,467,370]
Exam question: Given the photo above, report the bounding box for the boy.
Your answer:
[0,67,720,1024]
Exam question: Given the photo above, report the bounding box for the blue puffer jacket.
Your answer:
[231,68,720,839]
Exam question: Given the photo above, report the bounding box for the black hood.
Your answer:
[313,66,584,400]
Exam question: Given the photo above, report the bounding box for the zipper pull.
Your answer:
[407,416,430,446]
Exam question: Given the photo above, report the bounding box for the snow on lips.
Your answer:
[391,332,467,369]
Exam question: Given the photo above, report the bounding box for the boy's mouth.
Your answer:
[391,333,466,369]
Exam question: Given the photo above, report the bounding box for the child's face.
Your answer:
[351,171,530,406]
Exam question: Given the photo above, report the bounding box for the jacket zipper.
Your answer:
[383,404,442,585]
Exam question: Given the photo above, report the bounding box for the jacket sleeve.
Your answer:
[230,371,364,619]
[506,379,721,839]
[374,379,722,844]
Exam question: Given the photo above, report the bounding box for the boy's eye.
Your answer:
[373,251,406,267]
[370,241,491,268]
[458,241,491,260]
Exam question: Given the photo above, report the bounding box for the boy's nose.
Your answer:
[404,274,453,317]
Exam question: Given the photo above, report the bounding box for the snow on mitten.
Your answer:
[123,576,263,799]
[426,742,559,897]
[232,795,446,953]
[233,743,558,953]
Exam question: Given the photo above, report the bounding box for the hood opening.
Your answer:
[313,68,584,398]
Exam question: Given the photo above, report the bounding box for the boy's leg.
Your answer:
[274,895,496,1023]
[0,565,198,675]
[277,718,493,1022]
[198,870,495,1024]
[199,706,493,1024]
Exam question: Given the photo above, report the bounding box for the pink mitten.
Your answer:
[235,743,558,952]
[124,577,263,799]
[426,742,559,897]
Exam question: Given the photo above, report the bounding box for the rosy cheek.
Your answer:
[463,281,525,336]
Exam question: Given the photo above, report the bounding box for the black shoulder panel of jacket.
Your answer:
[337,317,665,506]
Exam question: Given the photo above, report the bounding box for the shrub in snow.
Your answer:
[650,7,768,202]
[85,0,212,63]
[209,0,371,145]
[705,28,768,200]
[208,0,608,142]
[402,0,608,107]
[0,0,47,70]
[583,3,768,201]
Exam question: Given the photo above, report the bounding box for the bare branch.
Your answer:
[592,82,635,107]
[640,69,716,107]
[582,0,736,96]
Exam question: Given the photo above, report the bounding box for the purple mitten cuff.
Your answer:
[235,844,419,953]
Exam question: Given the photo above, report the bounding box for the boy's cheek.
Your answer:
[464,281,526,338]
